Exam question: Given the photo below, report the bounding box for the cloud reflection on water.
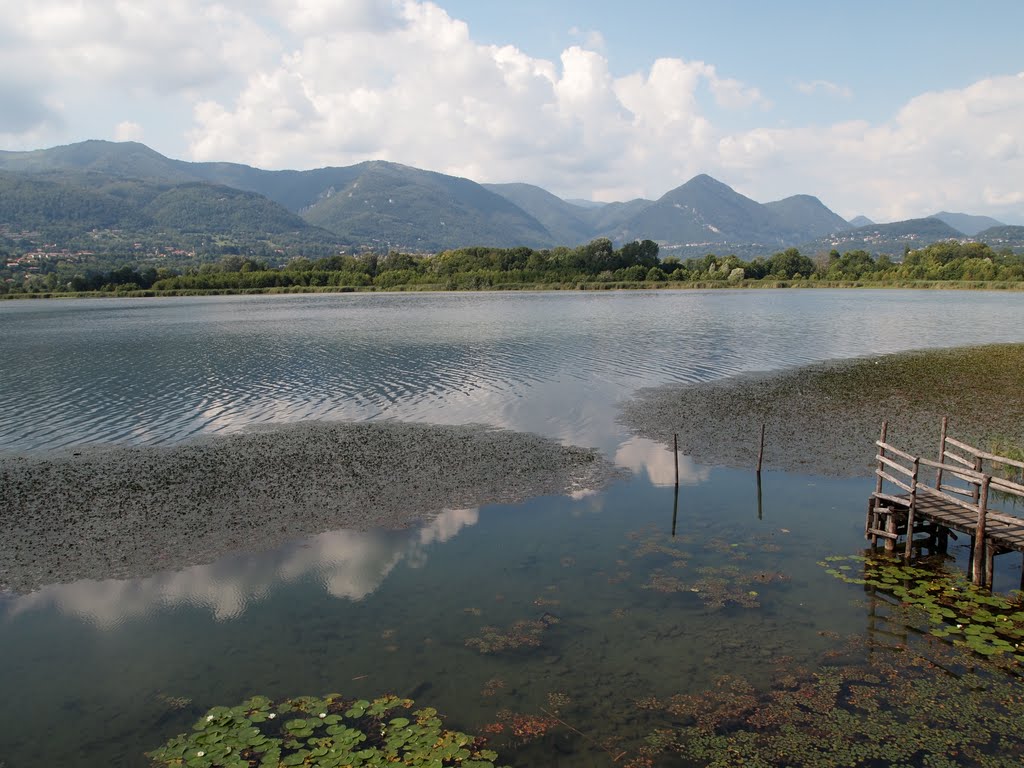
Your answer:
[5,508,478,628]
[615,436,711,487]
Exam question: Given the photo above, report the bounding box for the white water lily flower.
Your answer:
[206,715,215,722]
[267,713,276,719]
[196,751,205,757]
[319,713,327,718]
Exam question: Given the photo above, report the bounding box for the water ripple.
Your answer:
[3,290,1024,454]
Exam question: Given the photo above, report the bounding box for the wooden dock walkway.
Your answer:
[866,418,1024,588]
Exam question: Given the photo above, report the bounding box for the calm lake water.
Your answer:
[2,289,1024,767]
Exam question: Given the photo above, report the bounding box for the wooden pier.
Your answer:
[866,418,1024,588]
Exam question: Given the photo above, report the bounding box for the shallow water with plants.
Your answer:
[3,290,1024,767]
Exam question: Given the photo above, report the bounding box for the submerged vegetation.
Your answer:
[631,636,1024,768]
[147,693,507,768]
[4,239,1024,296]
[621,343,1024,477]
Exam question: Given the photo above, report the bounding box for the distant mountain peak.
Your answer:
[931,211,1005,237]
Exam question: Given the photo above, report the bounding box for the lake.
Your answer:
[2,289,1024,767]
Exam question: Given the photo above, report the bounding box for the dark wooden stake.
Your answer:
[756,423,766,473]
[936,415,948,488]
[671,483,679,537]
[673,433,679,488]
[971,475,990,586]
[903,457,920,561]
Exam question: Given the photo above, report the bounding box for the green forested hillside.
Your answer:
[764,194,851,241]
[142,183,332,238]
[0,171,143,232]
[301,161,553,250]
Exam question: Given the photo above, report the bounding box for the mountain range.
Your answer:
[1,140,1020,261]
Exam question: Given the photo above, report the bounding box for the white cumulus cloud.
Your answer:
[113,120,145,142]
[0,1,1021,221]
[721,72,1024,221]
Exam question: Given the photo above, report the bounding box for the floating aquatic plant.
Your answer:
[464,614,559,654]
[640,564,785,609]
[156,692,193,711]
[147,693,507,768]
[632,637,1024,767]
[821,554,1024,660]
[479,710,559,744]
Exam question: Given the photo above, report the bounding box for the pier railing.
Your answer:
[868,418,1024,587]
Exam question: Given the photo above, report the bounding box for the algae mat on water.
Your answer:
[620,343,1024,477]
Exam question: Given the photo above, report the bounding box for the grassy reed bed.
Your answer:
[4,279,1024,300]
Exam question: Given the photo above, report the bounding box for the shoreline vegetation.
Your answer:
[0,422,621,594]
[4,239,1024,298]
[620,343,1024,478]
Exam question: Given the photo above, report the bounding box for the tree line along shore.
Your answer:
[3,239,1024,297]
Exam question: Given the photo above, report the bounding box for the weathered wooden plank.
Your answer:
[942,449,975,469]
[878,440,915,462]
[991,476,1024,497]
[876,469,914,493]
[978,451,1024,471]
[919,457,985,483]
[916,484,979,513]
[876,454,915,477]
[872,491,910,508]
[945,436,983,456]
[866,528,899,540]
[938,483,976,498]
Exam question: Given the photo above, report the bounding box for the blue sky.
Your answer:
[443,1,1023,123]
[1,0,1022,222]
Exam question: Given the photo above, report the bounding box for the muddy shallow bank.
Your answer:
[620,343,1024,478]
[0,421,620,594]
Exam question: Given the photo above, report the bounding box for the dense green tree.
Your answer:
[767,248,815,279]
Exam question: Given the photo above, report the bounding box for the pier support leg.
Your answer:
[971,537,987,587]
[884,513,896,552]
[985,546,995,591]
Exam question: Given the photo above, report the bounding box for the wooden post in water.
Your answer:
[673,433,679,489]
[756,423,766,473]
[972,456,983,504]
[971,475,991,586]
[903,458,920,561]
[671,483,679,537]
[936,416,948,489]
[756,471,763,521]
[986,545,996,591]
